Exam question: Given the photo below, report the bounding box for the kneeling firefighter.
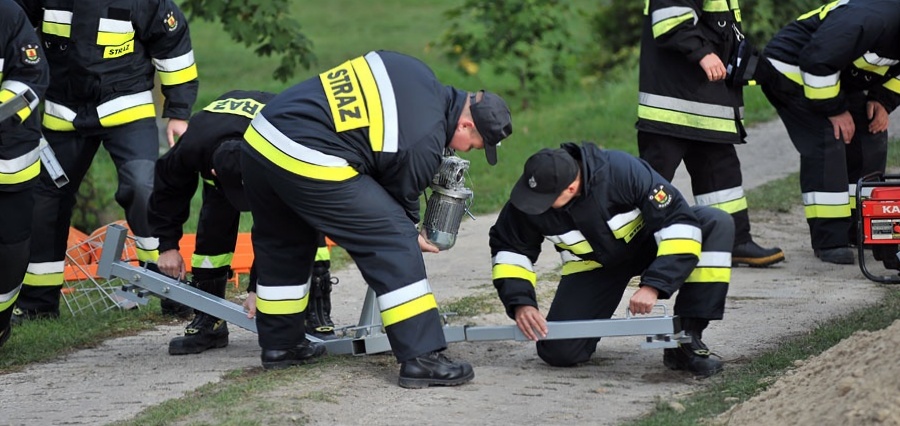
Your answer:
[149,90,338,355]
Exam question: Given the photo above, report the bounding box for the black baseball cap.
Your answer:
[510,148,579,215]
[470,90,513,165]
[211,139,250,211]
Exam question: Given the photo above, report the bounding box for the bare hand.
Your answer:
[417,233,440,253]
[166,118,189,147]
[629,286,659,315]
[157,249,186,280]
[699,53,727,82]
[243,291,257,319]
[867,101,889,134]
[828,111,855,143]
[514,305,547,341]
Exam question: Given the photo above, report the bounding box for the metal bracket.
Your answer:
[98,224,686,355]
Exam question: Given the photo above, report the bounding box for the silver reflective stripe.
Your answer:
[44,9,73,24]
[859,52,899,67]
[639,92,737,120]
[0,59,5,71]
[377,279,431,310]
[363,51,399,153]
[654,224,702,245]
[695,186,744,206]
[767,58,801,75]
[96,91,153,118]
[1,80,39,110]
[0,145,40,174]
[0,284,20,304]
[545,230,587,246]
[152,51,196,72]
[257,283,310,301]
[607,208,641,231]
[801,70,840,89]
[492,251,534,270]
[559,251,583,263]
[27,261,65,275]
[98,18,133,33]
[697,251,731,268]
[250,114,352,167]
[651,6,697,26]
[133,236,159,250]
[44,100,77,121]
[848,184,873,198]
[802,191,847,206]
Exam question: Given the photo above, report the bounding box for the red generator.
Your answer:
[858,175,900,283]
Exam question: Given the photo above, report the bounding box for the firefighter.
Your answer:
[240,50,513,388]
[148,90,340,355]
[12,0,198,321]
[491,143,733,377]
[636,0,784,268]
[0,0,49,346]
[756,0,900,264]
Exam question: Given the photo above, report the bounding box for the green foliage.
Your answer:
[740,0,824,48]
[179,0,316,82]
[436,0,577,109]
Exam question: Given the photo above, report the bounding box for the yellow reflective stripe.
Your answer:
[852,55,894,76]
[256,294,308,315]
[96,18,134,45]
[0,285,19,312]
[315,246,331,262]
[561,260,603,275]
[804,81,840,100]
[556,241,593,255]
[0,159,39,185]
[24,272,64,286]
[686,267,731,283]
[244,123,359,181]
[349,56,384,152]
[99,103,155,127]
[657,239,702,257]
[608,209,644,242]
[638,105,738,133]
[154,52,198,86]
[708,197,748,215]
[318,59,369,132]
[702,0,729,12]
[43,101,78,131]
[492,264,537,285]
[157,64,197,86]
[797,0,848,21]
[362,51,399,152]
[381,293,438,327]
[804,204,850,219]
[652,10,695,38]
[884,77,900,96]
[135,247,158,263]
[1,80,39,122]
[767,58,803,85]
[43,114,76,131]
[191,253,235,269]
[0,89,32,122]
[42,22,71,38]
[97,92,155,127]
[96,31,134,46]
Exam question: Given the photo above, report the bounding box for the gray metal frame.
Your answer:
[98,224,687,355]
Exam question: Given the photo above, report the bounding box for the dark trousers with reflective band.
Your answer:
[537,206,732,367]
[192,181,241,287]
[763,88,887,249]
[0,186,34,330]
[18,119,158,314]
[241,147,445,362]
[638,131,751,246]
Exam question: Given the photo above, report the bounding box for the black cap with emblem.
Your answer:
[509,148,579,215]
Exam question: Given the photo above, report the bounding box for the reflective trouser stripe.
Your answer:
[191,252,234,269]
[256,282,310,315]
[378,279,438,327]
[23,261,65,287]
[315,246,330,262]
[803,191,850,219]
[561,260,603,275]
[685,251,731,283]
[655,224,702,257]
[0,285,20,311]
[694,187,748,215]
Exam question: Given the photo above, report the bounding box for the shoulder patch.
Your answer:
[164,11,178,31]
[648,184,672,209]
[21,44,41,65]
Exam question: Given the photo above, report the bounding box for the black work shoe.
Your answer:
[0,323,10,348]
[308,328,338,341]
[168,313,229,355]
[732,240,785,267]
[160,298,193,319]
[10,307,60,326]
[663,335,723,378]
[814,247,854,265]
[261,341,326,370]
[398,351,475,389]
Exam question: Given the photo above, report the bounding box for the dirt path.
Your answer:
[1,115,899,425]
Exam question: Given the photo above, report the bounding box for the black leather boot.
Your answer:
[732,240,785,267]
[261,340,326,370]
[168,312,229,355]
[663,318,723,378]
[306,261,338,340]
[398,351,475,389]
